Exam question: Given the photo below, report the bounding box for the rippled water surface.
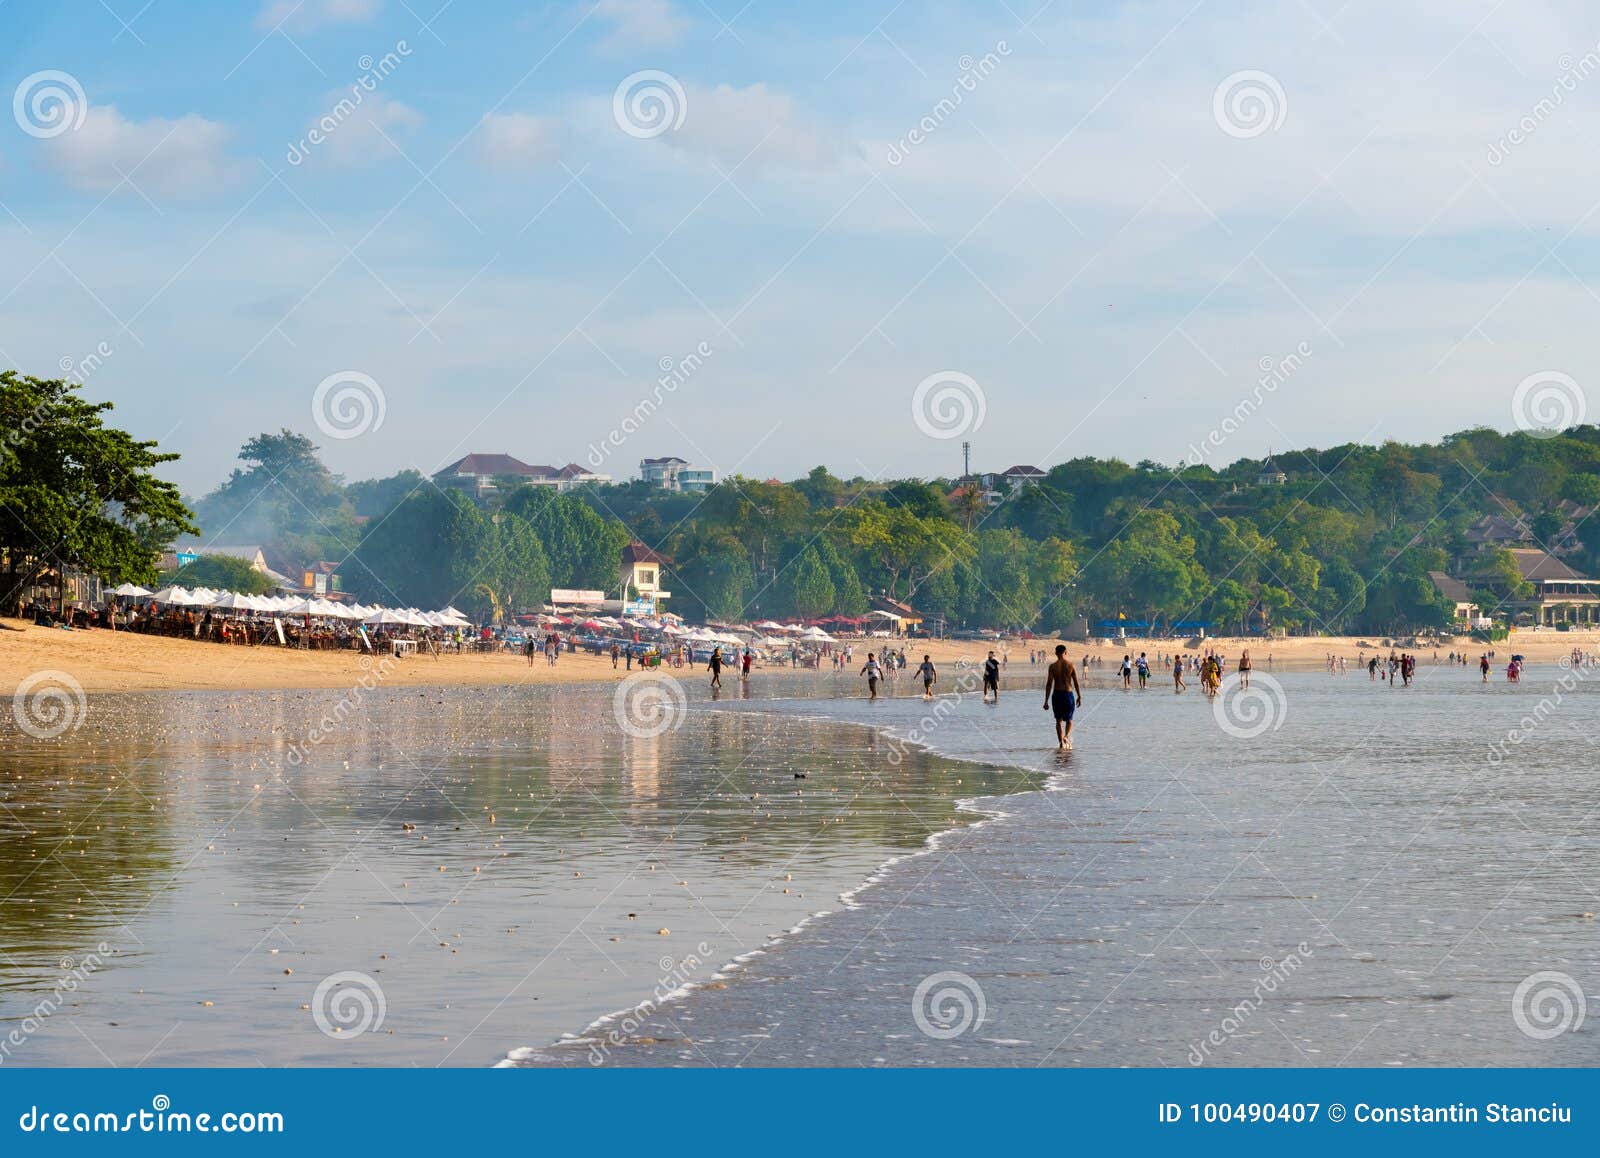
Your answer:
[0,680,1023,1066]
[516,661,1600,1067]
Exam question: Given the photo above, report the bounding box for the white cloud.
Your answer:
[298,92,423,166]
[474,113,563,170]
[255,0,382,32]
[665,82,837,170]
[44,106,242,197]
[594,0,688,52]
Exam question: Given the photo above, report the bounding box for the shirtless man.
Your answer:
[1043,644,1083,749]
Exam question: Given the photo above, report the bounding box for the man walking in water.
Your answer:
[917,654,938,700]
[1043,644,1083,749]
[707,645,724,690]
[982,650,1001,703]
[861,652,883,700]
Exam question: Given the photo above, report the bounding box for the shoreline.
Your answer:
[5,619,1596,697]
[507,695,1059,1067]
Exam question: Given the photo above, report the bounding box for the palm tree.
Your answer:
[474,582,507,625]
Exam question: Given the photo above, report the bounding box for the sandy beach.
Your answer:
[5,619,1595,696]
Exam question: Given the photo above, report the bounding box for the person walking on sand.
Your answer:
[1136,651,1149,688]
[708,646,724,690]
[1120,654,1133,688]
[982,650,1001,703]
[917,654,937,699]
[1044,645,1083,749]
[610,642,620,669]
[861,652,883,700]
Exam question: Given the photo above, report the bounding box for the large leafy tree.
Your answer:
[193,430,358,562]
[158,554,275,594]
[502,486,628,592]
[0,371,195,613]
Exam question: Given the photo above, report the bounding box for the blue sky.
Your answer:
[4,0,1600,494]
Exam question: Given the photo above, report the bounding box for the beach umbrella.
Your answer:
[152,585,196,606]
[281,598,316,615]
[111,582,152,597]
[207,591,256,610]
[363,609,411,626]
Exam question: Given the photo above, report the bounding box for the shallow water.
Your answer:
[515,659,1600,1067]
[0,678,1027,1066]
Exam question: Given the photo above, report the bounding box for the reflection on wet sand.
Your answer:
[0,680,1026,1066]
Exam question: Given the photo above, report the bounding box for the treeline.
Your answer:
[182,422,1600,633]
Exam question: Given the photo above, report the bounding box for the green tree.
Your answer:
[159,554,275,594]
[0,371,195,613]
[789,546,836,618]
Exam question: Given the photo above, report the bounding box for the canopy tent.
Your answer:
[110,582,152,597]
[151,585,200,606]
[363,609,413,626]
[206,591,260,611]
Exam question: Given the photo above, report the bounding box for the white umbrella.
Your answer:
[364,609,412,626]
[111,582,152,597]
[281,598,315,615]
[152,585,197,606]
[441,605,465,618]
[207,591,256,610]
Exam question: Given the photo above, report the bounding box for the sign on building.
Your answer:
[550,588,606,604]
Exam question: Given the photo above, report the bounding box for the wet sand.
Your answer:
[0,679,1035,1066]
